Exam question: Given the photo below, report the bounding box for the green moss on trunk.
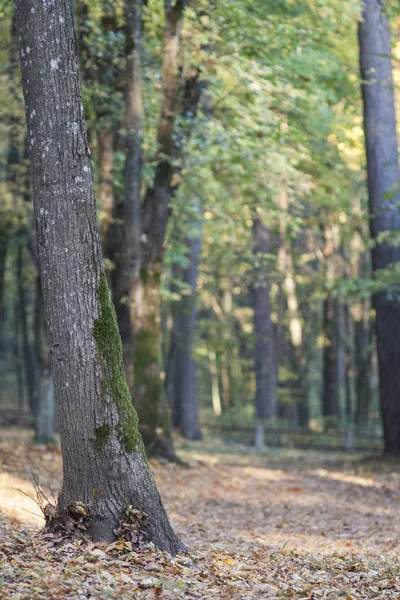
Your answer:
[93,271,142,454]
[93,424,111,450]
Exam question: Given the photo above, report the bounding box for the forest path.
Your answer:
[0,430,399,599]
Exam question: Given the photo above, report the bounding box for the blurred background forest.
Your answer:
[0,0,399,453]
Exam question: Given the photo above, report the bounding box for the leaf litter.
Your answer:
[0,431,399,599]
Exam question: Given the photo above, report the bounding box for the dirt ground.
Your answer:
[0,429,399,599]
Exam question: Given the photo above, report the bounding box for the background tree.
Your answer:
[359,0,400,453]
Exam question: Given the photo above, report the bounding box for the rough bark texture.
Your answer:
[172,234,202,440]
[252,218,277,422]
[14,0,184,554]
[359,0,400,453]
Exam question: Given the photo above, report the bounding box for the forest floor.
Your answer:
[0,429,399,599]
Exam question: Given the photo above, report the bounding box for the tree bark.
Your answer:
[322,293,339,428]
[359,0,400,453]
[14,0,184,554]
[17,238,39,418]
[252,218,277,424]
[172,233,202,440]
[354,300,371,430]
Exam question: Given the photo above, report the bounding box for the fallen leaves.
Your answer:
[0,433,400,599]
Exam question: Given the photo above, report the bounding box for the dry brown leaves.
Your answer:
[0,430,400,599]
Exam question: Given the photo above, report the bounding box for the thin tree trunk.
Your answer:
[97,127,115,240]
[336,301,346,422]
[0,229,9,340]
[359,0,400,453]
[209,349,222,417]
[33,272,55,442]
[252,218,277,425]
[277,190,308,427]
[14,293,25,412]
[354,300,371,430]
[17,239,39,418]
[345,304,356,420]
[113,0,143,391]
[172,233,202,440]
[322,293,338,428]
[14,0,184,554]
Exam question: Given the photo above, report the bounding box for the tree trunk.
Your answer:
[136,2,188,447]
[277,190,308,427]
[112,0,143,391]
[17,239,39,418]
[354,300,371,430]
[172,234,202,440]
[14,0,184,554]
[13,293,25,412]
[359,0,400,453]
[336,301,347,422]
[209,349,222,416]
[97,127,114,240]
[131,270,176,459]
[33,272,55,442]
[252,218,277,424]
[322,293,338,428]
[0,228,9,341]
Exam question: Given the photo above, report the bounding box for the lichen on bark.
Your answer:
[93,271,141,453]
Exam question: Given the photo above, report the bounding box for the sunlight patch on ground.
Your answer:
[0,472,44,527]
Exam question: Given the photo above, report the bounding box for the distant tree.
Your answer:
[252,217,276,447]
[359,0,400,453]
[109,0,190,459]
[14,0,184,553]
[171,230,203,440]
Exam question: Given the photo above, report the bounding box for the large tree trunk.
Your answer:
[14,0,184,554]
[359,0,400,453]
[172,233,202,440]
[252,218,277,433]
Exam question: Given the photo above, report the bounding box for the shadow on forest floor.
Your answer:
[1,428,399,599]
